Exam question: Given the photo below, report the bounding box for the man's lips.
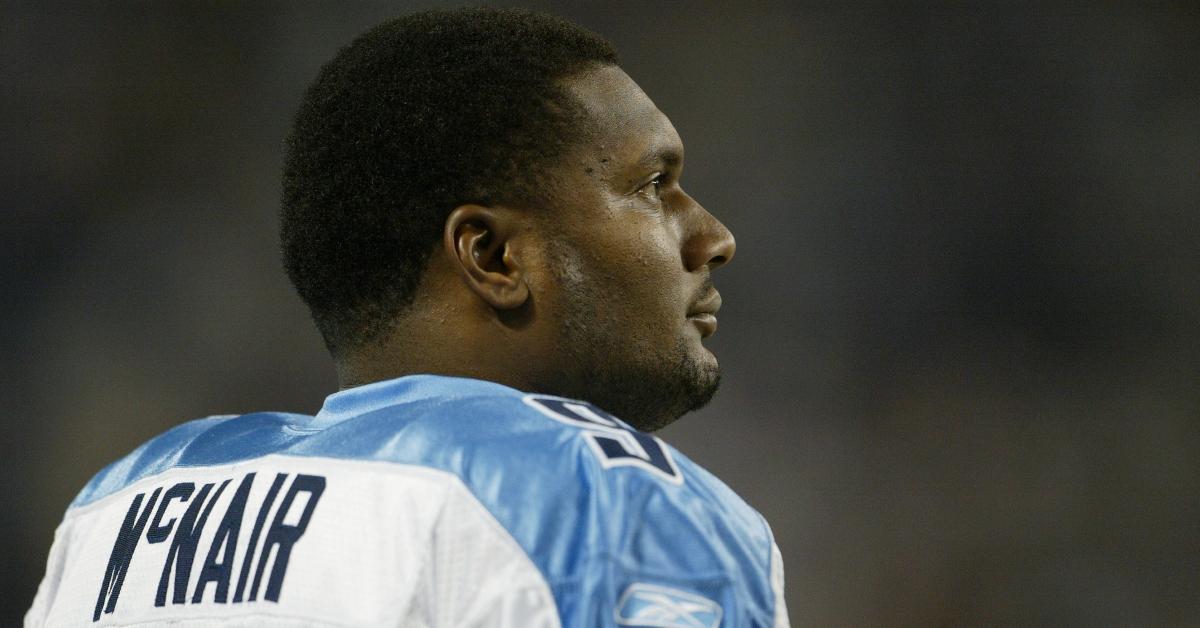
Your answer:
[687,312,718,338]
[687,291,722,339]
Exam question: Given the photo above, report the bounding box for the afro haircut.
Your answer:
[281,7,618,355]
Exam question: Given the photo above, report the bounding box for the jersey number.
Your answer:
[523,395,683,484]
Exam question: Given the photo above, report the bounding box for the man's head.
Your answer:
[282,8,734,430]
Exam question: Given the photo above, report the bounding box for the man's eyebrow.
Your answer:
[636,144,683,169]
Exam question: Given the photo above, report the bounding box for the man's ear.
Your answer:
[442,204,531,310]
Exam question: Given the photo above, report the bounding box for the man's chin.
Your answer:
[681,360,722,415]
[616,354,721,433]
[547,333,723,432]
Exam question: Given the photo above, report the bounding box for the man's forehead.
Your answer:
[562,65,683,165]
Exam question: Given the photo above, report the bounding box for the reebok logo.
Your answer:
[614,583,722,628]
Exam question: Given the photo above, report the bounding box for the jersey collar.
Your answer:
[312,374,522,427]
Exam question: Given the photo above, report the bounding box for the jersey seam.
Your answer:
[436,472,564,627]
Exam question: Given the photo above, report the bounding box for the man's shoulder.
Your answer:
[67,380,645,509]
[68,378,763,527]
[70,412,303,509]
[300,378,774,578]
[305,385,695,507]
[47,378,780,626]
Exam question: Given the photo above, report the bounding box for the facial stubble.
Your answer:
[542,240,720,432]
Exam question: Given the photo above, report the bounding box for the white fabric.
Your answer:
[26,455,560,627]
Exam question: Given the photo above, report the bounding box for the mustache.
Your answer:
[691,276,716,305]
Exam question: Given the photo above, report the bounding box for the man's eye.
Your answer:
[640,174,665,199]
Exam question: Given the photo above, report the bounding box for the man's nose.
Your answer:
[681,201,736,273]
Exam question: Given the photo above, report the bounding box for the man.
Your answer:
[27,8,788,627]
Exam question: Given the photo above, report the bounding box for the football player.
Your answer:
[28,8,788,627]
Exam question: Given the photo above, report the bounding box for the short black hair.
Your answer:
[281,8,617,355]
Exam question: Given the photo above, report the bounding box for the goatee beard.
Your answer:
[553,336,721,432]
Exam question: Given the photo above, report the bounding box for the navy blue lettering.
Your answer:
[192,473,255,604]
[233,472,286,603]
[250,474,325,602]
[154,479,229,606]
[94,489,162,619]
[93,487,161,622]
[146,483,195,543]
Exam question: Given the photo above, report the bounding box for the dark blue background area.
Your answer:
[3,2,1198,625]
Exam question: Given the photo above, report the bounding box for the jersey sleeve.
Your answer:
[512,394,783,627]
[540,473,783,628]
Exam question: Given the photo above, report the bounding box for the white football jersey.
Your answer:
[28,375,789,627]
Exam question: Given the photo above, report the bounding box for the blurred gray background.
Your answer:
[3,1,1198,625]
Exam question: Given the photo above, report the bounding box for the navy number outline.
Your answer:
[522,395,683,485]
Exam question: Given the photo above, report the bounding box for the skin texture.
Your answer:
[338,64,735,431]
